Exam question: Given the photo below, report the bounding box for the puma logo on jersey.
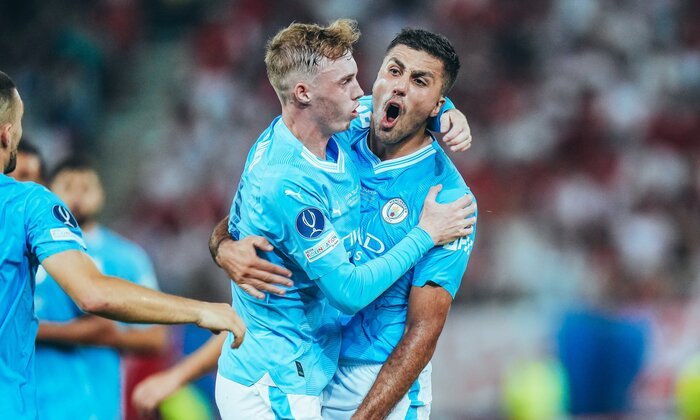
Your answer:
[284,189,303,201]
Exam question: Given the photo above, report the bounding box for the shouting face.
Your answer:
[371,45,445,146]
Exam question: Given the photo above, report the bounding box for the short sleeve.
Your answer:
[25,187,86,263]
[259,178,350,280]
[412,188,476,298]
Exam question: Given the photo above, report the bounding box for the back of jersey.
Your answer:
[219,117,361,396]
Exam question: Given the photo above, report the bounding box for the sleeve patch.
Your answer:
[304,232,340,262]
[52,205,79,228]
[50,228,87,249]
[296,207,326,239]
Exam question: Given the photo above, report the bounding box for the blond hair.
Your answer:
[265,19,360,102]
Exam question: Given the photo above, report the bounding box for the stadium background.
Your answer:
[2,0,700,418]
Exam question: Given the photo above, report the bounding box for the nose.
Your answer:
[352,79,364,100]
[393,75,408,96]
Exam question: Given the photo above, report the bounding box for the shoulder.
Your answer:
[257,168,324,206]
[21,182,76,219]
[21,181,56,204]
[429,144,473,202]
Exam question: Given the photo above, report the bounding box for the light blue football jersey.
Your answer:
[219,116,362,396]
[339,115,477,365]
[35,225,160,420]
[34,264,96,420]
[0,174,86,419]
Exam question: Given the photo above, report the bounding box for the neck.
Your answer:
[368,122,432,161]
[282,105,331,160]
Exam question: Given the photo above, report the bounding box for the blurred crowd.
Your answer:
[6,0,700,305]
[4,0,700,417]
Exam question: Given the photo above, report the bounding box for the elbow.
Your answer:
[75,286,110,315]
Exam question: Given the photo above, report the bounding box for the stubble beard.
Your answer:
[3,150,17,174]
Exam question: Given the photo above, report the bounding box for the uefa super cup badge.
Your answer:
[382,198,409,224]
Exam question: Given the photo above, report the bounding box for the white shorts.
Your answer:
[215,373,322,420]
[322,363,432,420]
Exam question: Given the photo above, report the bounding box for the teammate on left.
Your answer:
[0,70,245,419]
[9,150,170,420]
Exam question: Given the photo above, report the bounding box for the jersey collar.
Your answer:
[359,134,437,175]
[276,117,346,174]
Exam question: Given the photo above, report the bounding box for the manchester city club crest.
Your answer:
[382,198,408,224]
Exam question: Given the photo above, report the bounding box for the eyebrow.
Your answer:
[388,57,435,80]
[337,72,355,82]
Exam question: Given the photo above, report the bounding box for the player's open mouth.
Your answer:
[381,101,402,129]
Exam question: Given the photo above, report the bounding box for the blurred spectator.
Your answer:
[7,0,700,417]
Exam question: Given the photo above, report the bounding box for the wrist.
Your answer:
[210,238,226,266]
[410,225,436,249]
[193,302,209,329]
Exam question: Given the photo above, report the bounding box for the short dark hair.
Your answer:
[50,155,99,183]
[0,71,18,123]
[387,29,460,94]
[18,139,47,180]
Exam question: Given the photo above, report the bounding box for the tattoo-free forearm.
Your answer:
[169,333,225,386]
[352,325,439,419]
[43,250,210,325]
[354,284,452,419]
[36,316,118,347]
[115,326,169,354]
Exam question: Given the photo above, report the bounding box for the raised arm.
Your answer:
[353,284,453,419]
[41,250,245,348]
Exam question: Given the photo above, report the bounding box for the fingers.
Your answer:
[439,109,472,151]
[442,121,463,142]
[462,216,477,232]
[250,259,293,280]
[425,184,443,204]
[439,112,451,134]
[230,324,245,349]
[245,272,290,294]
[447,193,473,211]
[240,284,265,300]
[449,132,472,152]
[249,236,274,252]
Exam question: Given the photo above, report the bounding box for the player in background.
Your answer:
[131,27,475,419]
[43,157,169,420]
[213,20,472,419]
[11,140,46,182]
[0,70,245,419]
